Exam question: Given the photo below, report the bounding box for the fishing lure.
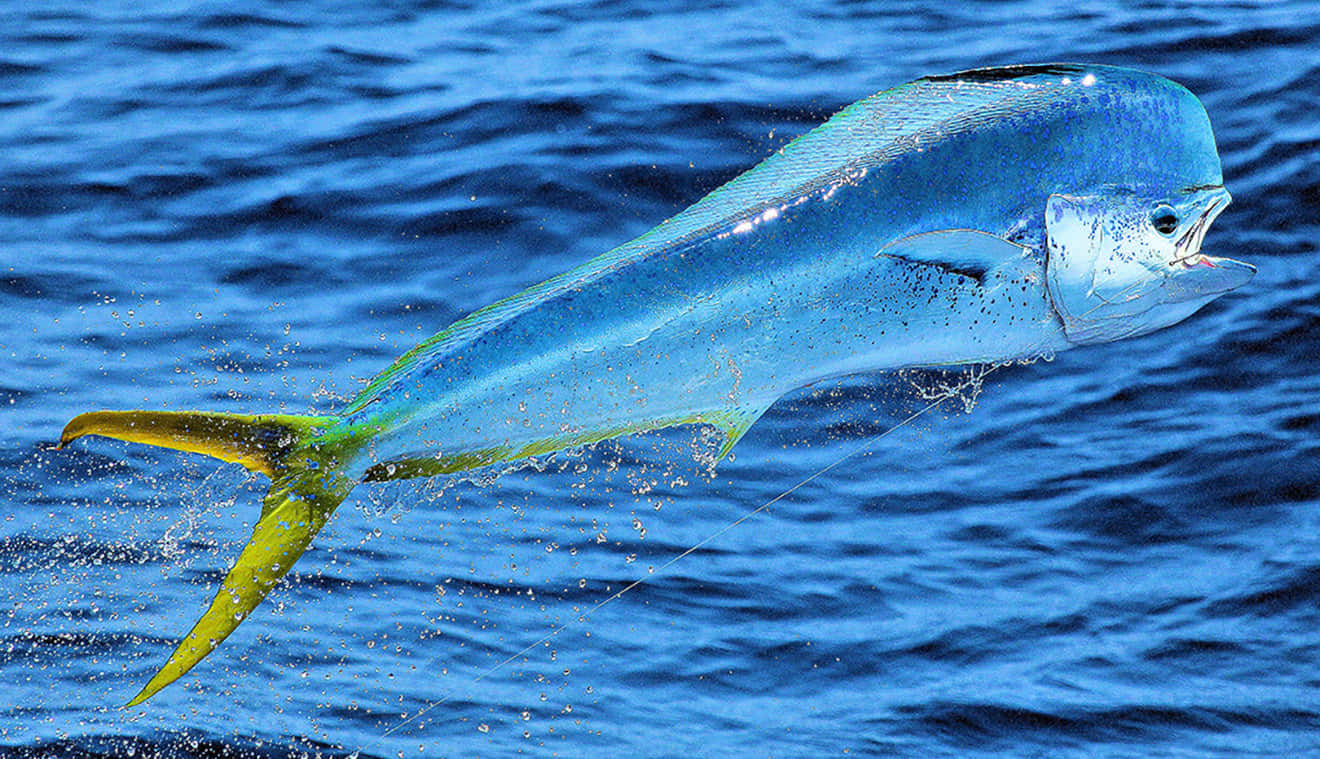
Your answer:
[59,63,1253,705]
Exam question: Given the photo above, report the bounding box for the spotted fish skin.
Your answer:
[59,64,1252,705]
[335,63,1228,472]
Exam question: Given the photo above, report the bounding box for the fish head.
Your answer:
[1044,185,1254,345]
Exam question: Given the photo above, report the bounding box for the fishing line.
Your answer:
[382,364,996,738]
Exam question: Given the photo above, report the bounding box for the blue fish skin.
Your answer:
[59,64,1253,705]
[337,64,1228,473]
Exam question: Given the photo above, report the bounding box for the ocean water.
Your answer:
[5,1,1320,756]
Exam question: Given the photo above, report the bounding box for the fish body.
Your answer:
[58,64,1253,705]
[335,64,1234,472]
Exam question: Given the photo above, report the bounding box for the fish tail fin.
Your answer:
[58,410,354,706]
[124,467,352,706]
[58,410,330,480]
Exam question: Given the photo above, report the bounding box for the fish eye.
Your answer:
[1150,206,1179,236]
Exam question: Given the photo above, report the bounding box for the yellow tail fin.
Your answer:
[59,410,351,706]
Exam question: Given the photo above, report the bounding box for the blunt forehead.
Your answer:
[1011,66,1224,193]
[860,66,1225,233]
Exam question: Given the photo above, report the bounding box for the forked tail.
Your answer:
[58,410,354,706]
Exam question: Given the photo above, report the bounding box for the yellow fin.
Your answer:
[59,410,333,478]
[59,408,354,705]
[124,468,353,707]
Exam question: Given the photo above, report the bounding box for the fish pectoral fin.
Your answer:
[876,229,1028,283]
[123,471,352,707]
[707,402,773,462]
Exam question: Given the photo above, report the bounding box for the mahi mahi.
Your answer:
[59,63,1254,705]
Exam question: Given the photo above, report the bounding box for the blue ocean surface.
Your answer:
[5,1,1320,756]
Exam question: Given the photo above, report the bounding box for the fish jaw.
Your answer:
[1163,252,1256,303]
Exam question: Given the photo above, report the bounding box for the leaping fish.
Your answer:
[58,64,1254,705]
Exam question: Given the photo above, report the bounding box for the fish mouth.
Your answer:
[1167,191,1255,296]
[1170,193,1228,269]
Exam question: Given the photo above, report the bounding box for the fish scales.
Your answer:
[343,66,1218,465]
[57,64,1254,705]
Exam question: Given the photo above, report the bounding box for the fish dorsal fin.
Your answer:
[631,69,1086,256]
[877,229,1027,283]
[707,402,773,462]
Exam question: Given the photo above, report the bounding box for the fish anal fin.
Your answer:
[877,229,1027,284]
[123,470,352,707]
[708,403,773,462]
[359,406,774,484]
